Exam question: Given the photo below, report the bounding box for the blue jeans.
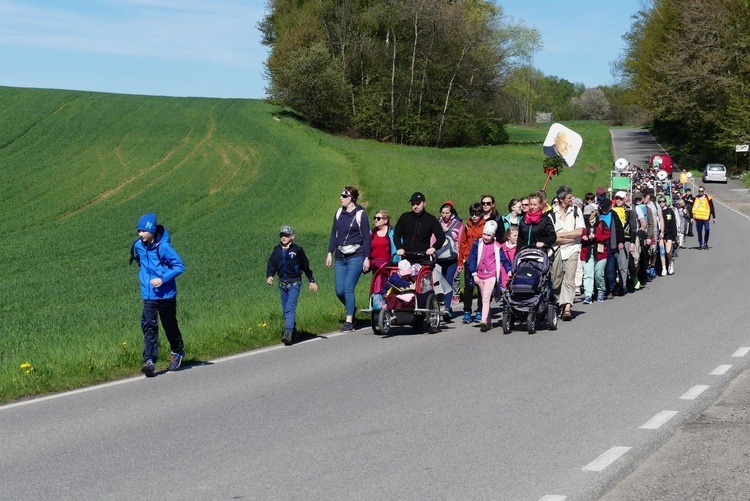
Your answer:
[695,219,711,246]
[334,255,365,317]
[437,259,458,306]
[279,281,301,331]
[141,298,184,362]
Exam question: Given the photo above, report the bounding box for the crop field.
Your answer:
[0,86,615,402]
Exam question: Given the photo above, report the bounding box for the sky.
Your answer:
[0,0,643,100]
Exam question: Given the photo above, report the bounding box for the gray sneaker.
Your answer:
[167,352,184,371]
[141,359,156,377]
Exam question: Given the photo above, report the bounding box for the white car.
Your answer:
[702,163,727,183]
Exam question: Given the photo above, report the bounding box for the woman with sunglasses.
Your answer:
[457,203,486,324]
[326,186,371,332]
[480,194,507,232]
[369,210,397,273]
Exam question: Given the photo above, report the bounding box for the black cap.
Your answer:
[410,192,426,203]
[599,198,612,211]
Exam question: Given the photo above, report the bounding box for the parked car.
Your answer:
[702,163,728,183]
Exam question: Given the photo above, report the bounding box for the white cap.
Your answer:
[614,191,627,199]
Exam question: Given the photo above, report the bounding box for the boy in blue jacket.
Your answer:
[267,225,318,345]
[131,213,186,376]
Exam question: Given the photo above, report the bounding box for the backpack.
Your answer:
[436,219,460,260]
[129,225,173,269]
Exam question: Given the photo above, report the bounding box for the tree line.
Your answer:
[261,0,549,146]
[260,0,631,147]
[617,0,750,168]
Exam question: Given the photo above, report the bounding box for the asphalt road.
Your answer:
[1,130,749,501]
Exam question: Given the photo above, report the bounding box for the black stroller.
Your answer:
[502,247,558,334]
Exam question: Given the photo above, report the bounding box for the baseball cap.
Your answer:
[279,224,294,235]
[614,191,627,199]
[410,192,426,203]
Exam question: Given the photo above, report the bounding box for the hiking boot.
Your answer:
[340,322,355,332]
[597,292,605,303]
[583,296,592,305]
[479,322,489,332]
[167,352,184,371]
[462,312,472,324]
[141,359,156,377]
[282,330,294,345]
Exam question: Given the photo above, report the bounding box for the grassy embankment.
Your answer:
[0,86,615,402]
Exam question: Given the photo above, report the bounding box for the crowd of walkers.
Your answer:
[273,166,718,343]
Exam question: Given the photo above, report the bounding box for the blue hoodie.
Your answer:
[133,224,185,300]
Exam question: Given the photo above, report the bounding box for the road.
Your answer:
[1,129,749,501]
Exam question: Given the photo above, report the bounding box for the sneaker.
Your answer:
[661,268,667,276]
[472,312,481,323]
[167,352,184,371]
[668,262,674,275]
[443,308,452,322]
[606,293,613,300]
[451,296,460,305]
[282,330,294,345]
[597,292,605,303]
[462,312,472,324]
[340,322,355,332]
[633,278,641,290]
[479,322,489,332]
[583,296,592,305]
[649,267,656,278]
[141,359,156,377]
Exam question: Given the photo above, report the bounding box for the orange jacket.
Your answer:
[458,218,486,264]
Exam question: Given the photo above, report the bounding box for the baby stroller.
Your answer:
[361,252,441,336]
[502,247,558,334]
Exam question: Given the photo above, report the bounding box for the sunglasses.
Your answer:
[481,201,493,206]
[658,200,666,204]
[341,189,352,198]
[280,233,292,237]
[374,216,384,221]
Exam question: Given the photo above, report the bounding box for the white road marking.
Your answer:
[710,365,732,376]
[680,385,710,400]
[639,411,678,430]
[539,496,567,501]
[732,347,750,357]
[582,446,631,472]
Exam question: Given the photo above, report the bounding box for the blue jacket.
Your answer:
[266,242,315,284]
[132,225,185,300]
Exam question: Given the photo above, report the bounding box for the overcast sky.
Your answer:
[0,0,642,99]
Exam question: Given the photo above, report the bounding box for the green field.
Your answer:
[0,86,616,402]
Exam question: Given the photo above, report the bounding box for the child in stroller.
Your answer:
[363,253,442,335]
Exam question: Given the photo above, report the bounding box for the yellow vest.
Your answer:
[692,196,711,220]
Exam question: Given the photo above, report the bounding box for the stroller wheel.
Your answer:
[371,312,381,334]
[502,309,512,334]
[547,304,558,331]
[527,311,536,334]
[378,309,392,335]
[426,293,441,334]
